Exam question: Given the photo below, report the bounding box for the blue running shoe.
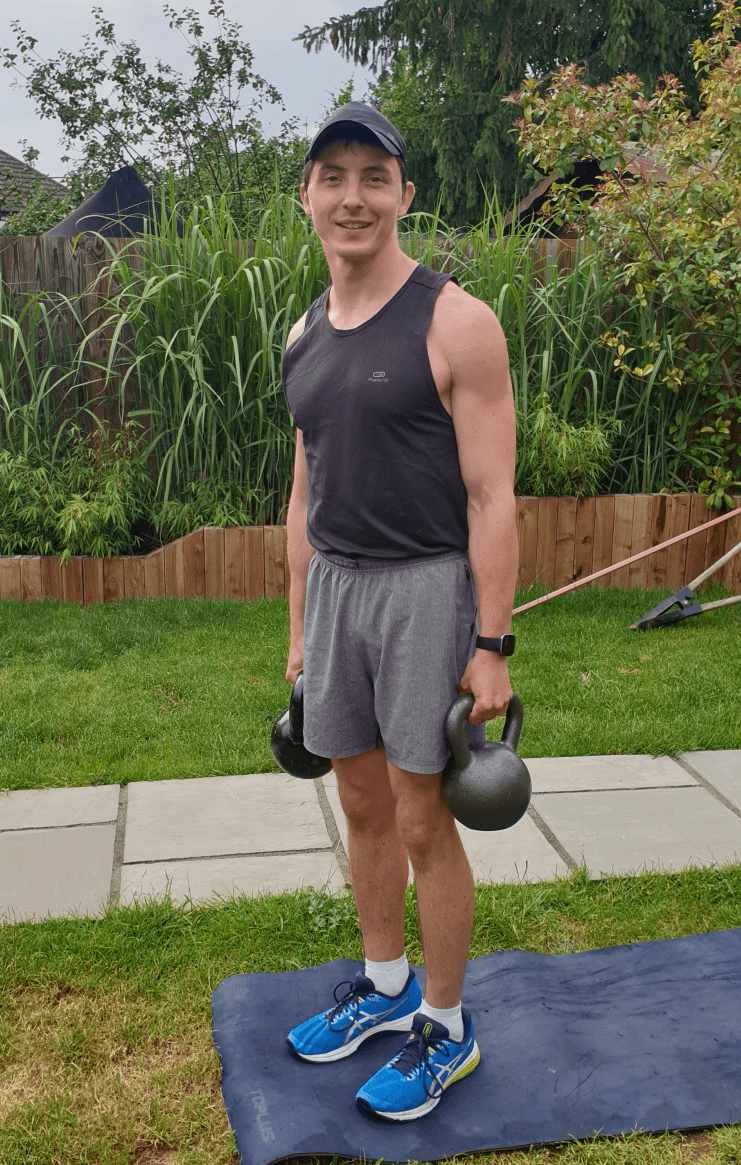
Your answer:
[355,1010,480,1121]
[286,970,422,1063]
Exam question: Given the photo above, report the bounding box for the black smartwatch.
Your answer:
[475,633,516,656]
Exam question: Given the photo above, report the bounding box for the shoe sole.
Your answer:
[357,1040,481,1121]
[287,1012,418,1063]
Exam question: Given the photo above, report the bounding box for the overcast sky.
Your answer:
[0,0,377,180]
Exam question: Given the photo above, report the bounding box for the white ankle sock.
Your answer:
[418,998,464,1042]
[364,952,409,997]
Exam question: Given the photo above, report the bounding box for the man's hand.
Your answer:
[285,643,304,685]
[458,650,513,724]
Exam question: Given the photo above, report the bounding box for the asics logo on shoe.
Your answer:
[332,992,411,1044]
[431,1045,471,1092]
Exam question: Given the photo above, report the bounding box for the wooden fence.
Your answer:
[0,235,139,432]
[1,495,739,606]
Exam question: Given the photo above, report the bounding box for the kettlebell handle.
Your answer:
[453,691,524,753]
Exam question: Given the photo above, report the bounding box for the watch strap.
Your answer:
[476,634,515,656]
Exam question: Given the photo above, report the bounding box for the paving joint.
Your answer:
[108,785,128,906]
[314,776,350,883]
[532,784,696,795]
[670,755,741,821]
[526,804,576,870]
[122,847,335,866]
[0,820,118,834]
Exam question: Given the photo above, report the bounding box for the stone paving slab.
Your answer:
[457,816,569,883]
[124,774,332,864]
[119,852,344,908]
[0,785,119,830]
[321,774,568,884]
[532,786,741,878]
[525,754,694,794]
[682,751,741,811]
[0,824,116,924]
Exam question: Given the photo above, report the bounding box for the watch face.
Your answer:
[502,634,516,656]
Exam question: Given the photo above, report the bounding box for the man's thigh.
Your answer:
[371,554,486,774]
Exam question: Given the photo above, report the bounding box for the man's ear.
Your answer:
[398,181,416,217]
[300,183,311,216]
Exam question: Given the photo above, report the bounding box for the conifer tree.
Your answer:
[297,0,718,223]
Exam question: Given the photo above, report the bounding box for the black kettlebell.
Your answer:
[442,692,531,831]
[270,671,332,779]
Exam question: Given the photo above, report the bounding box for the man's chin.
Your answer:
[324,230,395,261]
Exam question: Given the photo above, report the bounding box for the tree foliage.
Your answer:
[0,145,80,235]
[1,2,305,232]
[297,0,719,224]
[508,0,741,498]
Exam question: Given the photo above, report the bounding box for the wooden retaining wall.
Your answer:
[1,495,740,606]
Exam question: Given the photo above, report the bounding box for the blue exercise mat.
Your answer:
[212,929,741,1164]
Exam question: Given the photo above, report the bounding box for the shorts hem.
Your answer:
[385,753,450,776]
[303,741,383,761]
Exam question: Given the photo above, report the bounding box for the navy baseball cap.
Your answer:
[304,102,407,166]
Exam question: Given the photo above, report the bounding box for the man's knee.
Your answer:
[334,748,396,829]
[389,764,458,859]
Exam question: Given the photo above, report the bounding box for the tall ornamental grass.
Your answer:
[0,283,90,465]
[1,190,713,553]
[91,192,328,526]
[400,203,700,495]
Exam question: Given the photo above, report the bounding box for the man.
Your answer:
[281,102,518,1122]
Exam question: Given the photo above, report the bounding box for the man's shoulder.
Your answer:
[433,279,504,342]
[286,310,309,351]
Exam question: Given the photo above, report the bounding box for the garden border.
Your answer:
[0,495,739,606]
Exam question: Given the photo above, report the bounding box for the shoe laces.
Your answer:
[391,1026,450,1100]
[326,978,370,1031]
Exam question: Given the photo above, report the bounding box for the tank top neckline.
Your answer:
[319,262,424,338]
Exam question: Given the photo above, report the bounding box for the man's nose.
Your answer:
[341,180,364,208]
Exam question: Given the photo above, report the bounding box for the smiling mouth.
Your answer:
[337,222,371,229]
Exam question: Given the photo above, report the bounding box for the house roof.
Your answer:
[0,149,69,216]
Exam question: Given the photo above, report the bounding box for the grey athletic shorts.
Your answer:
[302,549,486,775]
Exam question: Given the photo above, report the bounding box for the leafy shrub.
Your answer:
[151,479,256,543]
[0,422,153,562]
[519,395,620,497]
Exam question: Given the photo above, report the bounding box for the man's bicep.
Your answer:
[449,307,516,509]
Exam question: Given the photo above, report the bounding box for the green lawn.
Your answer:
[1,868,740,1164]
[1,587,740,1162]
[0,581,739,792]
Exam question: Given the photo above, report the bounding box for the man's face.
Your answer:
[300,138,415,261]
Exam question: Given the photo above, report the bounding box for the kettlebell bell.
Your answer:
[270,671,332,779]
[442,692,531,831]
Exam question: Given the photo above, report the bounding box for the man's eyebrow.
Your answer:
[317,161,393,173]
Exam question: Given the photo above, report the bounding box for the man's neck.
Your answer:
[325,245,418,331]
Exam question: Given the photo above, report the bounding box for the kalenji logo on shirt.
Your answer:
[369,370,388,382]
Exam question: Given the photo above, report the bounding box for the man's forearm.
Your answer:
[467,493,519,638]
[286,498,316,646]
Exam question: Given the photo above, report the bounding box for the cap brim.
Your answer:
[305,122,403,165]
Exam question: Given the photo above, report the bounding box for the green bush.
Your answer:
[519,394,620,497]
[151,479,255,542]
[0,423,153,562]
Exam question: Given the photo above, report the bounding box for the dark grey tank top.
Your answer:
[281,262,469,559]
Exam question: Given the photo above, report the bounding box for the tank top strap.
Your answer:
[409,265,459,292]
[304,288,329,332]
[402,264,459,340]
